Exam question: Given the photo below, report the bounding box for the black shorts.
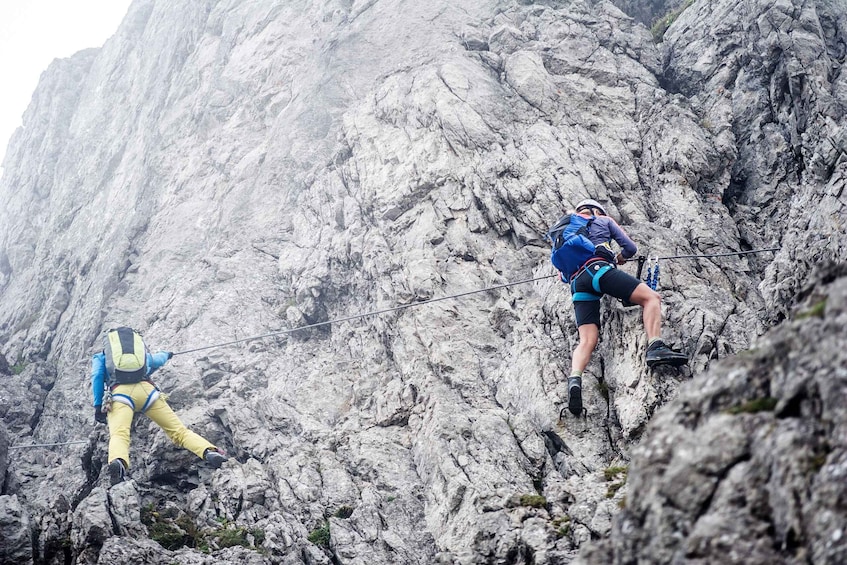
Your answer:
[570,260,642,327]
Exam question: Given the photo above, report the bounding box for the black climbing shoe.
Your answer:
[646,340,688,368]
[108,459,126,486]
[204,448,228,469]
[567,376,583,416]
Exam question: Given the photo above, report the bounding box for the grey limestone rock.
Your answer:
[108,480,148,538]
[577,263,847,564]
[72,487,113,554]
[0,494,33,564]
[0,0,844,563]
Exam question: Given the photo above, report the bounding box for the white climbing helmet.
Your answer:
[575,198,607,216]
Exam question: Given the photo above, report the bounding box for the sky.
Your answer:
[0,0,132,166]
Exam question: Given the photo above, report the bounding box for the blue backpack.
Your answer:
[547,214,597,280]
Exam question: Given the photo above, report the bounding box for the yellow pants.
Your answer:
[106,381,215,468]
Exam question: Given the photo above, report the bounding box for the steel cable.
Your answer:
[172,246,780,356]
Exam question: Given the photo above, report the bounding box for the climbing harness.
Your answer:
[569,259,614,302]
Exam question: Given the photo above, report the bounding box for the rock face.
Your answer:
[0,495,33,565]
[578,262,847,564]
[0,0,844,563]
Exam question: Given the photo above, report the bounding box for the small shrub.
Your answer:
[606,481,625,499]
[603,466,628,482]
[213,524,251,549]
[604,466,628,499]
[175,514,201,543]
[141,504,190,551]
[552,515,571,538]
[11,360,27,375]
[250,528,266,545]
[519,494,547,508]
[334,506,354,519]
[308,522,331,548]
[142,502,264,553]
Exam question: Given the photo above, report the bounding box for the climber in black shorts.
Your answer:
[548,199,688,417]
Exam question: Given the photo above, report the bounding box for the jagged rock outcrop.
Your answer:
[658,0,847,324]
[0,0,844,563]
[0,494,33,565]
[578,262,847,564]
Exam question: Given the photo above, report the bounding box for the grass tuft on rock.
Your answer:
[726,397,778,414]
[651,0,694,42]
[797,299,826,319]
[603,465,628,482]
[308,522,331,548]
[519,494,547,508]
[141,503,265,553]
[333,506,354,519]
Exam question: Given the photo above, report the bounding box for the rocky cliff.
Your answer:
[0,0,844,563]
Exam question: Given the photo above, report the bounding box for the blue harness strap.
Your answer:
[112,393,136,411]
[570,261,614,302]
[572,291,601,302]
[141,388,160,413]
[591,264,613,293]
[109,382,161,413]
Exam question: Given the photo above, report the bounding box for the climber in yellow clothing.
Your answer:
[91,327,228,485]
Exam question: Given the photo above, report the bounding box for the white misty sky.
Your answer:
[0,0,132,167]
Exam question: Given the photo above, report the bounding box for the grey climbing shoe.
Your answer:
[108,459,126,486]
[204,448,228,469]
[646,340,688,368]
[567,376,583,416]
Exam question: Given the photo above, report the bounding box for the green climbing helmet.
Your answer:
[575,198,607,216]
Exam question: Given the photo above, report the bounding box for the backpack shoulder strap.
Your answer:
[547,214,574,247]
[576,216,595,236]
[546,214,571,237]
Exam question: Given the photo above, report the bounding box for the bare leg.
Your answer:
[571,323,599,374]
[627,283,661,340]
